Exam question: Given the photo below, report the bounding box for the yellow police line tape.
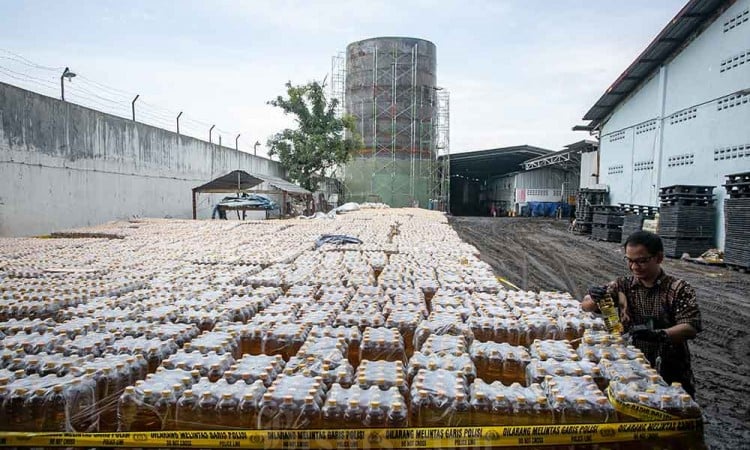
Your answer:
[606,385,679,421]
[496,276,521,291]
[0,420,702,448]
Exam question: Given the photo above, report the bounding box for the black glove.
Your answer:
[629,325,669,342]
[587,285,608,302]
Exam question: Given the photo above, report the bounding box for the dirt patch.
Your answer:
[450,216,750,450]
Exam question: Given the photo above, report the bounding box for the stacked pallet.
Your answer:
[723,172,750,270]
[591,205,624,242]
[658,185,716,258]
[573,188,608,235]
[619,204,659,244]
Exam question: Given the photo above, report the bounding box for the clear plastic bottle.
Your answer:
[197,392,218,430]
[470,390,493,426]
[176,390,198,430]
[363,400,386,428]
[598,293,624,334]
[238,393,258,429]
[344,397,363,428]
[217,393,239,429]
[386,401,408,428]
[27,388,47,430]
[155,389,175,430]
[322,398,344,429]
[277,395,297,429]
[299,395,321,429]
[491,393,513,426]
[43,385,67,431]
[450,392,471,426]
[257,392,279,430]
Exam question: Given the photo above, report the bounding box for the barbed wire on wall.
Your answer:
[0,49,269,159]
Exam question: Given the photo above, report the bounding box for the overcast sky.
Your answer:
[0,0,687,156]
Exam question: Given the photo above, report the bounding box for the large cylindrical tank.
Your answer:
[344,37,437,207]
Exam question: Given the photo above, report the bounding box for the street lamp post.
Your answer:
[209,125,215,144]
[60,67,76,101]
[254,141,260,156]
[235,134,241,151]
[131,95,140,121]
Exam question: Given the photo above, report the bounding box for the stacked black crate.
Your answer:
[574,188,608,235]
[658,185,716,258]
[723,172,750,269]
[591,205,624,242]
[619,204,659,244]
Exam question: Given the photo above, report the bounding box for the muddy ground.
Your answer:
[450,216,750,450]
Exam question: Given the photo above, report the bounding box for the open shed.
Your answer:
[191,170,311,219]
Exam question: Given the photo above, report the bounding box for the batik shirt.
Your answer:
[607,270,702,394]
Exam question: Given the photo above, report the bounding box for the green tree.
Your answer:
[267,81,361,192]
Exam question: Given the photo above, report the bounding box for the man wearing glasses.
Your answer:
[580,231,702,397]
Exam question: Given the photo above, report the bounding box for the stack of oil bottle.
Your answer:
[0,209,703,449]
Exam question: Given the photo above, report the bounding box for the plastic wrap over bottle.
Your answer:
[324,383,407,428]
[384,310,423,357]
[419,334,468,357]
[355,360,407,397]
[409,369,471,427]
[597,357,659,387]
[577,342,644,363]
[543,376,615,424]
[470,342,530,385]
[360,328,407,363]
[260,324,309,361]
[257,374,326,429]
[188,330,240,357]
[528,339,577,361]
[1,332,67,355]
[161,350,235,379]
[414,312,474,352]
[608,380,700,419]
[0,318,56,336]
[407,352,476,384]
[525,358,604,387]
[0,373,98,432]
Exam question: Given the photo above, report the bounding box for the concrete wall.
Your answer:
[0,82,285,236]
[597,0,750,249]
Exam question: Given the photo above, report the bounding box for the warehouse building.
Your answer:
[579,0,750,248]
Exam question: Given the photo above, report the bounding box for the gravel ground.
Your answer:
[449,216,750,450]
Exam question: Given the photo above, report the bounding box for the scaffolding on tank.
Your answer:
[336,38,447,209]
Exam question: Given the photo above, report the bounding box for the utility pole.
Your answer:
[209,125,215,144]
[176,112,183,135]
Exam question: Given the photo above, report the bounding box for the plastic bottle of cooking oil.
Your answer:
[44,385,68,431]
[410,390,430,427]
[175,390,197,430]
[216,392,239,429]
[257,392,279,430]
[322,398,344,428]
[491,393,513,426]
[197,392,218,429]
[299,395,321,429]
[155,390,175,430]
[470,390,493,426]
[386,401,408,428]
[344,397,363,427]
[27,388,48,430]
[598,293,623,334]
[363,400,386,428]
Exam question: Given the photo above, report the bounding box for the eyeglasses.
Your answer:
[623,255,655,267]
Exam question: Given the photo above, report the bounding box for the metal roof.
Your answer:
[192,170,310,195]
[521,141,598,171]
[445,145,553,178]
[583,0,728,128]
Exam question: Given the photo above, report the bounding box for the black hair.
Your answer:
[623,230,663,256]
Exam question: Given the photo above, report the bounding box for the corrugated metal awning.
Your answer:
[582,0,728,129]
[192,170,310,195]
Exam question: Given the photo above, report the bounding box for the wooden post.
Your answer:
[192,191,197,219]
